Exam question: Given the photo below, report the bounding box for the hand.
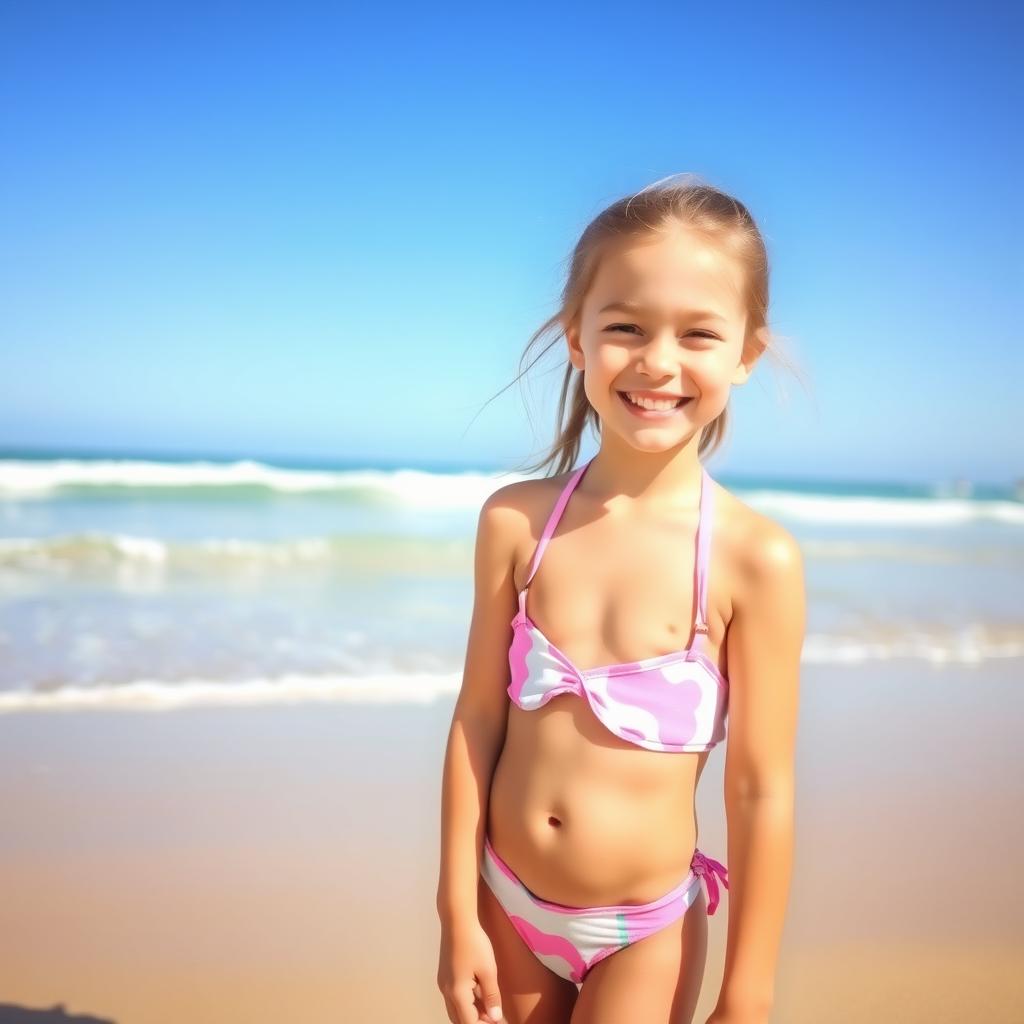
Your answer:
[437,918,505,1024]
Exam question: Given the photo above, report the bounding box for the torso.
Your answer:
[487,465,743,907]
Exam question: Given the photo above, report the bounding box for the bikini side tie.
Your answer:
[691,850,730,916]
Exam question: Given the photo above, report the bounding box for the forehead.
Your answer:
[587,230,745,321]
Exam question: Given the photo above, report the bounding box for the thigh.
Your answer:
[569,886,709,1024]
[477,873,580,1024]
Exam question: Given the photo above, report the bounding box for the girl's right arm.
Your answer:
[436,487,522,1023]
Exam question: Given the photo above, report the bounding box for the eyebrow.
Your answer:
[598,300,728,323]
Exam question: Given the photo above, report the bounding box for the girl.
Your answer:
[436,174,805,1024]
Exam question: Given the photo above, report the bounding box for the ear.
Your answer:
[731,325,768,386]
[563,316,585,372]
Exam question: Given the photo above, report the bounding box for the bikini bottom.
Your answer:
[480,834,729,984]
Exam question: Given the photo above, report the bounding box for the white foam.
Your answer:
[802,632,1024,665]
[745,489,1024,526]
[2,459,1020,524]
[0,531,463,576]
[0,672,463,714]
[2,624,1022,714]
[0,458,525,506]
[112,535,169,563]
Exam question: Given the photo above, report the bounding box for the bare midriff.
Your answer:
[486,475,736,910]
[487,690,712,909]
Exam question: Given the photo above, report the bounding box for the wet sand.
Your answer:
[1,660,1022,1023]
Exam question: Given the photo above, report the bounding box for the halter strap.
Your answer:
[517,457,714,640]
[693,465,713,637]
[518,458,593,613]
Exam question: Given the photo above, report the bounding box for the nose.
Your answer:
[635,329,681,377]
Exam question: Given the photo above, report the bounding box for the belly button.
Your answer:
[547,815,562,828]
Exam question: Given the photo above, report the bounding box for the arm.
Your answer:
[436,489,521,926]
[709,522,806,1022]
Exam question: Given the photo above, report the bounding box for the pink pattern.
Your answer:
[480,836,729,984]
[485,459,733,984]
[506,456,729,753]
[690,849,730,915]
[507,914,590,983]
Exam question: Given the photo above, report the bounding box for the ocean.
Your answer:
[2,449,1021,713]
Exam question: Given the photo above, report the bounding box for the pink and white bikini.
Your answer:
[481,456,730,984]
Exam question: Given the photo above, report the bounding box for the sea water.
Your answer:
[1,449,1021,713]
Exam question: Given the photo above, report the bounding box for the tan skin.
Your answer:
[437,226,805,1024]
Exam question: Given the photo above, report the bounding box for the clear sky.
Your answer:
[1,2,1020,484]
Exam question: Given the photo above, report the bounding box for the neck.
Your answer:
[580,442,705,510]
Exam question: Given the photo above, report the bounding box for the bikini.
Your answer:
[480,456,730,985]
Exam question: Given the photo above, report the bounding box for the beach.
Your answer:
[3,454,1022,1021]
[2,659,1022,1024]
[3,2,1021,1017]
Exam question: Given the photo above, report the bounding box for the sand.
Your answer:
[1,661,1022,1023]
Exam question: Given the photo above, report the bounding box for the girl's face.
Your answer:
[565,227,762,454]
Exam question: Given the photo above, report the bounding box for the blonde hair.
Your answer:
[478,172,804,477]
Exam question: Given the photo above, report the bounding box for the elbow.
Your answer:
[724,770,795,805]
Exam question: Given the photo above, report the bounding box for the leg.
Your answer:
[478,873,580,1024]
[570,885,709,1024]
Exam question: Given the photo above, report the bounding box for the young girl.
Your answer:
[436,174,805,1024]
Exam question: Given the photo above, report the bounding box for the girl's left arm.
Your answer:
[707,520,806,1024]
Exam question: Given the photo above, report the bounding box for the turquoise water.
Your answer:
[1,449,1021,711]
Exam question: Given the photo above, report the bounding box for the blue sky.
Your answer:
[1,2,1020,484]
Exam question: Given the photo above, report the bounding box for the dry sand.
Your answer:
[1,660,1022,1023]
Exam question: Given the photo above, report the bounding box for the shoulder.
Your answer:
[478,469,574,582]
[479,469,569,526]
[712,480,805,614]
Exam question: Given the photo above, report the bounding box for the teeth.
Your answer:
[624,392,685,411]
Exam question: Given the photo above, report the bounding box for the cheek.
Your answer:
[590,341,624,368]
[696,352,737,389]
[694,366,736,413]
[584,347,627,390]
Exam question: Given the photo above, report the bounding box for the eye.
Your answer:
[604,324,720,340]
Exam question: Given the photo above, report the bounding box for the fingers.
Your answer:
[473,977,503,1022]
[444,981,481,1024]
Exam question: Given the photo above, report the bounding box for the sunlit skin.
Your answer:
[437,222,803,1024]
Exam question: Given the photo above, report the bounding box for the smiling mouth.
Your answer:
[617,390,694,415]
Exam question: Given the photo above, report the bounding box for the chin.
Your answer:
[600,424,696,454]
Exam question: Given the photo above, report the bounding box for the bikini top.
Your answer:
[507,456,729,753]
